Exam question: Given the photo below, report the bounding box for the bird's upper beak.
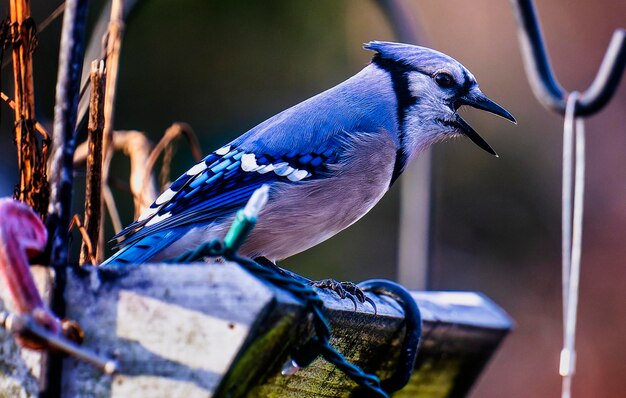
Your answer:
[454,88,516,157]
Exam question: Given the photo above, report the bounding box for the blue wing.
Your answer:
[102,143,340,265]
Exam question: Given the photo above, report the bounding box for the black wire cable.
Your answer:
[359,279,422,393]
[166,241,390,397]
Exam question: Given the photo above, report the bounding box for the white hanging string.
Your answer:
[560,92,586,398]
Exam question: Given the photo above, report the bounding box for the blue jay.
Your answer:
[103,41,515,266]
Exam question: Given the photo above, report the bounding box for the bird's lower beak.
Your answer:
[454,114,498,156]
[454,89,516,157]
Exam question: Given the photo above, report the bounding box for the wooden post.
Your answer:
[9,0,49,218]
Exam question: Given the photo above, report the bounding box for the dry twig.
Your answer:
[141,122,203,195]
[80,60,105,264]
[101,0,125,180]
[98,0,125,257]
[74,122,203,260]
[0,92,48,139]
[113,130,158,218]
[69,215,96,265]
[9,0,49,218]
[1,3,66,70]
[102,184,123,237]
[75,129,157,231]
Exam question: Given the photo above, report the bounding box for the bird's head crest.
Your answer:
[363,41,464,75]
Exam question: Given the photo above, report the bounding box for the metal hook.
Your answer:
[510,0,626,117]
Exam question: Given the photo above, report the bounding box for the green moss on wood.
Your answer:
[392,358,462,398]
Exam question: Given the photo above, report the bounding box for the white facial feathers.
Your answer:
[402,71,460,156]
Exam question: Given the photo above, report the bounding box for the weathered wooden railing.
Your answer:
[0,262,511,397]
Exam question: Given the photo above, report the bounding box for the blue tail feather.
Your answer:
[101,228,187,266]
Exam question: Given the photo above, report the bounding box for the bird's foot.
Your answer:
[310,279,377,313]
[254,257,310,283]
[253,258,377,312]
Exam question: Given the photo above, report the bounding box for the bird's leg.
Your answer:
[310,279,377,313]
[254,257,310,283]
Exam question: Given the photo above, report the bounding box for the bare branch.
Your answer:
[1,3,66,70]
[98,0,126,258]
[75,129,157,224]
[69,215,96,265]
[9,0,49,218]
[80,60,105,264]
[39,3,66,32]
[101,0,125,178]
[74,123,201,255]
[113,130,157,217]
[0,92,49,139]
[142,122,203,194]
[102,185,123,236]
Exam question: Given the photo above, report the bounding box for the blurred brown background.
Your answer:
[1,1,625,397]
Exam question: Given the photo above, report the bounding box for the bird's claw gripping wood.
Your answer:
[311,278,378,313]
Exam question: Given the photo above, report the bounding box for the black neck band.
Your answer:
[371,55,419,185]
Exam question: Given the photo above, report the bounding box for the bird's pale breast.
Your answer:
[239,131,397,260]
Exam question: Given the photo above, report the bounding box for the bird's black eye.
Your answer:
[434,72,454,88]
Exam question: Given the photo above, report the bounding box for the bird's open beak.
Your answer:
[454,89,516,157]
